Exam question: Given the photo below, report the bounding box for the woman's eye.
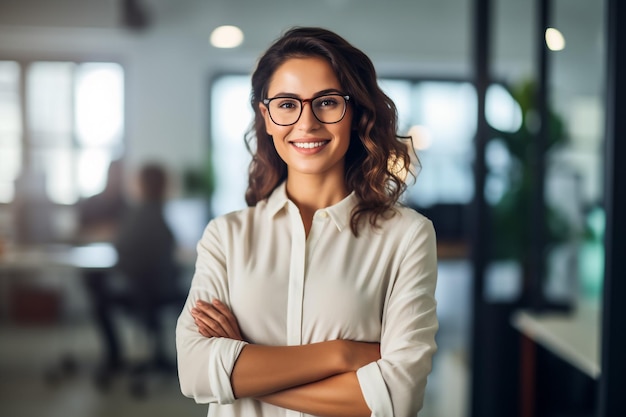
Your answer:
[316,97,339,108]
[276,99,298,110]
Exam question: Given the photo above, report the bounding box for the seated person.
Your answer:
[91,162,180,385]
[76,159,128,244]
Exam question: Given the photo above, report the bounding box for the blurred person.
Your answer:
[76,158,128,244]
[76,158,128,381]
[12,170,55,245]
[177,27,438,416]
[91,162,180,389]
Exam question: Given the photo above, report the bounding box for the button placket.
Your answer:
[286,202,306,347]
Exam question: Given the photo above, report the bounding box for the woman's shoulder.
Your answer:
[391,204,434,229]
[205,201,272,232]
[383,205,437,256]
[370,204,436,245]
[208,205,253,225]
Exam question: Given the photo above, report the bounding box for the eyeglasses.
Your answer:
[262,93,350,126]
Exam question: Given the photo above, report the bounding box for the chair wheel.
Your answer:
[60,354,79,376]
[43,367,64,386]
[129,377,148,399]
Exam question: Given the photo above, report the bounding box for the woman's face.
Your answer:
[260,56,352,179]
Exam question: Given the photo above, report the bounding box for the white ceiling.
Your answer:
[0,0,471,57]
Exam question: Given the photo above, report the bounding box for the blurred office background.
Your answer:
[0,0,624,416]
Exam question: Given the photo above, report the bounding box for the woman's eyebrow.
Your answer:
[268,88,344,98]
[315,88,344,96]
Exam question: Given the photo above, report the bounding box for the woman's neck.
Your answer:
[285,173,349,236]
[286,174,348,211]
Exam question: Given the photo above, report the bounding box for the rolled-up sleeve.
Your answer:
[357,218,439,417]
[176,219,247,404]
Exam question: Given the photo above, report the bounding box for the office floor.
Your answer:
[0,260,470,417]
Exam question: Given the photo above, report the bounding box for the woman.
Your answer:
[176,27,438,417]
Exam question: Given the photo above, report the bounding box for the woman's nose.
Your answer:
[296,101,320,129]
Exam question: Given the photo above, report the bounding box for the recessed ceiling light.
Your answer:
[545,27,566,51]
[210,25,244,48]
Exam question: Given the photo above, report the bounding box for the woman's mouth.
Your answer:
[292,141,329,149]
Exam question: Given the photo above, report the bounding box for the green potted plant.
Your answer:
[490,79,574,306]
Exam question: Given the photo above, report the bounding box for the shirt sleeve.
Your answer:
[356,217,439,417]
[176,219,247,404]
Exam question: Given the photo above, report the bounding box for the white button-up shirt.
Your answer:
[176,182,438,417]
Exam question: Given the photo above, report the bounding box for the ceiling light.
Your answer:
[210,25,244,49]
[545,27,565,51]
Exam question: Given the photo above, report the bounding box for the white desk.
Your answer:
[0,243,118,270]
[511,301,601,379]
[49,243,118,270]
[511,301,601,417]
[0,242,195,321]
[0,243,118,321]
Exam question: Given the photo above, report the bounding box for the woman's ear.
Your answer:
[258,101,267,117]
[259,102,274,136]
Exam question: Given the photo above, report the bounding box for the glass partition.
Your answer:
[548,0,606,303]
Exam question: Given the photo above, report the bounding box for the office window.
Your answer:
[0,60,124,205]
[0,61,22,203]
[210,75,253,217]
[380,79,478,208]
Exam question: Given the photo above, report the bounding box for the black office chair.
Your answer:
[88,266,185,399]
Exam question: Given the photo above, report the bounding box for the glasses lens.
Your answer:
[311,95,346,124]
[268,97,301,126]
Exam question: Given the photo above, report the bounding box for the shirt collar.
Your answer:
[324,191,357,232]
[265,181,357,232]
[266,182,290,217]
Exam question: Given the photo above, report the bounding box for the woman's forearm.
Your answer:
[191,299,380,401]
[232,339,378,399]
[257,371,371,417]
[231,340,380,399]
[231,341,343,398]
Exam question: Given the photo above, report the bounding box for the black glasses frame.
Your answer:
[262,94,350,126]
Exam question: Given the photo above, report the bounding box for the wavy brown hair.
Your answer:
[245,26,415,236]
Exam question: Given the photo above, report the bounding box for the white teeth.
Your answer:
[293,141,327,149]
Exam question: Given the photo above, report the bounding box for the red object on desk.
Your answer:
[10,284,61,324]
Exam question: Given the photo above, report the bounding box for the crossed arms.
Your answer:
[190,298,379,417]
[176,216,438,417]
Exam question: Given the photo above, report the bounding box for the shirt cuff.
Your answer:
[208,337,247,404]
[356,361,394,417]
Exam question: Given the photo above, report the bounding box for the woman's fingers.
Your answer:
[192,299,243,340]
[192,303,227,337]
[211,299,243,340]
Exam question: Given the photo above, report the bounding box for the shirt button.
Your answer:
[319,211,329,218]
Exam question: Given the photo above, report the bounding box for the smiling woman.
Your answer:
[176,27,438,417]
[259,57,353,192]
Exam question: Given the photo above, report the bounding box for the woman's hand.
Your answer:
[191,299,244,341]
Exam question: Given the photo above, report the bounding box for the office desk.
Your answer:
[49,243,118,271]
[511,301,601,417]
[0,243,118,322]
[0,243,118,271]
[512,302,601,379]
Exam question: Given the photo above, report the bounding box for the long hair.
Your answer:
[245,26,414,236]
